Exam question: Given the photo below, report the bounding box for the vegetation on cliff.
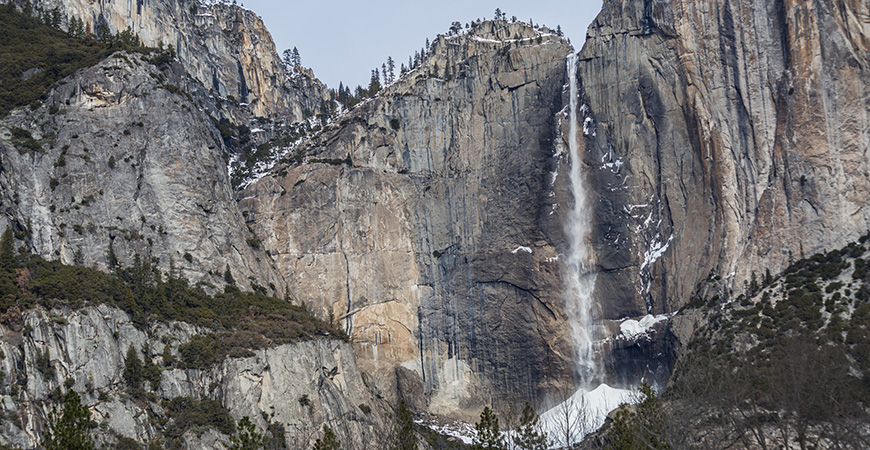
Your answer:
[0,4,174,119]
[0,228,347,364]
[601,233,870,449]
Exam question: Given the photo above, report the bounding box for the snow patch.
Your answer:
[583,117,595,136]
[416,419,475,445]
[511,246,533,254]
[539,384,634,447]
[619,314,669,340]
[639,234,673,272]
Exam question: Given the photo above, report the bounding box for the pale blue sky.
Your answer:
[241,1,603,89]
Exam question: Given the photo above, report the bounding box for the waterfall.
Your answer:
[564,53,599,386]
[540,54,636,447]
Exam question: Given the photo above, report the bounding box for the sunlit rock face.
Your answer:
[24,0,328,119]
[576,0,870,321]
[0,305,388,449]
[0,54,286,294]
[242,21,577,419]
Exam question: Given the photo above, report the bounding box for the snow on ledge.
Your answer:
[619,314,669,340]
[511,246,533,254]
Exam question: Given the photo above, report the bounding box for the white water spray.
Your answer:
[537,55,635,446]
[564,53,599,386]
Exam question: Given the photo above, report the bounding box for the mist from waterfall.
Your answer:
[564,53,599,386]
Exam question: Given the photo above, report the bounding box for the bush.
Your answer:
[163,397,234,441]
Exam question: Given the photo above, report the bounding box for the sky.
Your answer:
[240,0,604,89]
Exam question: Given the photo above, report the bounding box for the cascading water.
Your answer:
[538,52,634,448]
[563,53,599,386]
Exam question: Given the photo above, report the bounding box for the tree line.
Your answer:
[280,7,567,118]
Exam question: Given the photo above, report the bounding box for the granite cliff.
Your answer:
[14,0,328,120]
[242,21,576,419]
[0,0,869,445]
[0,305,387,449]
[0,52,285,294]
[577,0,870,322]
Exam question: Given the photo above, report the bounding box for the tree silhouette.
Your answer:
[391,400,417,450]
[473,406,505,450]
[42,390,95,450]
[515,402,548,450]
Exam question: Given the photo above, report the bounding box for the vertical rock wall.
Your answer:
[578,0,870,319]
[243,22,576,419]
[0,54,285,294]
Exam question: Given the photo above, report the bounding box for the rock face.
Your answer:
[19,0,327,119]
[0,53,284,294]
[0,305,387,449]
[242,22,575,419]
[577,0,870,321]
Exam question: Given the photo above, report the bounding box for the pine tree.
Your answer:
[0,227,15,273]
[387,56,395,83]
[42,390,95,450]
[224,265,236,285]
[106,241,118,271]
[312,425,340,450]
[229,416,267,450]
[392,400,417,450]
[381,63,388,86]
[473,407,505,450]
[606,383,671,450]
[282,49,293,72]
[0,227,18,303]
[162,344,174,367]
[368,69,381,94]
[515,402,548,450]
[122,345,143,389]
[292,47,301,71]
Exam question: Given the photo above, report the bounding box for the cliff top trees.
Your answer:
[282,47,301,73]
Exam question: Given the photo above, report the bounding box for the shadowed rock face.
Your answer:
[578,0,870,323]
[242,22,576,419]
[24,0,327,119]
